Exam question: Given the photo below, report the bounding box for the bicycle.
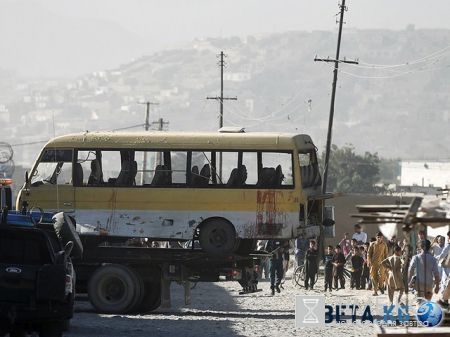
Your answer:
[292,262,319,288]
[293,263,351,290]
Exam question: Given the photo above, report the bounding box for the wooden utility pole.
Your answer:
[314,0,358,195]
[138,101,159,131]
[138,101,160,184]
[207,51,237,180]
[207,51,237,129]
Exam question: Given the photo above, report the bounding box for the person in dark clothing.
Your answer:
[332,245,346,290]
[324,245,334,292]
[350,246,364,289]
[304,240,319,289]
[360,245,370,290]
[266,239,289,295]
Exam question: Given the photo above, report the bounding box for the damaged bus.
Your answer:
[17,129,329,254]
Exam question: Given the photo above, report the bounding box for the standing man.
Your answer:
[382,245,405,306]
[408,239,440,302]
[368,231,388,296]
[304,240,319,290]
[353,224,367,246]
[266,239,289,296]
[437,231,450,305]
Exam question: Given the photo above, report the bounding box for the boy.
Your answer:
[350,246,364,289]
[382,245,405,305]
[345,238,359,266]
[332,244,346,290]
[304,240,319,289]
[360,246,370,290]
[324,245,334,292]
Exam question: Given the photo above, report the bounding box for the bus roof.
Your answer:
[44,131,317,151]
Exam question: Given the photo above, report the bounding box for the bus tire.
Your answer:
[87,264,143,314]
[52,212,84,258]
[199,219,236,254]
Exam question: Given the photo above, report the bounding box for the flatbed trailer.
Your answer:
[72,242,263,314]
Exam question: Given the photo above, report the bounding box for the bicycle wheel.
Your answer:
[292,265,305,287]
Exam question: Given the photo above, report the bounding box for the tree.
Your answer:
[321,144,384,194]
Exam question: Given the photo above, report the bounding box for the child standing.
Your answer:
[332,245,346,290]
[360,246,370,290]
[304,241,319,290]
[339,233,351,258]
[324,245,334,292]
[350,246,364,289]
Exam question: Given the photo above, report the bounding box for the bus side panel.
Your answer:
[73,187,300,240]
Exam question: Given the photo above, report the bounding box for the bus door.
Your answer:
[25,149,76,214]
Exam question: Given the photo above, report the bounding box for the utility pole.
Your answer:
[314,0,358,195]
[207,51,237,129]
[207,51,237,180]
[138,101,159,131]
[138,101,159,184]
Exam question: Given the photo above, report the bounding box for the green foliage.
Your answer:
[320,144,384,194]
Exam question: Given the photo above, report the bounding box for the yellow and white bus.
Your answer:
[17,130,329,254]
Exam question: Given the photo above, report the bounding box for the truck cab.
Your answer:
[0,209,78,336]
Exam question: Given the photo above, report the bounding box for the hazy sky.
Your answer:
[4,0,450,78]
[40,0,450,42]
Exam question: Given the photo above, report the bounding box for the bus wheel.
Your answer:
[199,219,236,254]
[52,212,84,258]
[234,239,257,256]
[87,264,143,314]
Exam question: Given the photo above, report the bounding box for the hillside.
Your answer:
[2,26,450,169]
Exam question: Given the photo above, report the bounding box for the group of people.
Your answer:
[259,223,450,308]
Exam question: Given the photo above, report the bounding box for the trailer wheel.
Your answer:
[199,219,236,254]
[52,212,84,258]
[135,278,162,313]
[87,264,143,314]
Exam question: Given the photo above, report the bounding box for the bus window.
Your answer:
[260,152,292,187]
[242,152,257,185]
[170,151,187,185]
[191,151,213,187]
[299,150,322,188]
[222,152,239,187]
[31,149,73,186]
